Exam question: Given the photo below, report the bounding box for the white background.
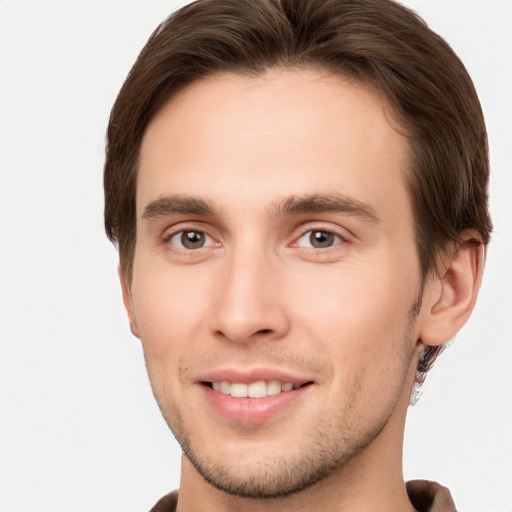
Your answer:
[0,1,510,511]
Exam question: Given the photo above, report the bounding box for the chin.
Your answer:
[173,416,387,500]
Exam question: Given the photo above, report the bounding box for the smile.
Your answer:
[202,378,313,424]
[207,380,306,398]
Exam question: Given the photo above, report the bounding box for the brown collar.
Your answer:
[407,480,457,512]
[150,480,457,512]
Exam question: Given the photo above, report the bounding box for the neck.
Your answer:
[177,353,421,512]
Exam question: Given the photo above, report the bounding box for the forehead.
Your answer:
[137,68,411,224]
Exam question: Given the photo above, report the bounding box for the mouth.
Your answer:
[203,380,313,398]
[199,373,315,423]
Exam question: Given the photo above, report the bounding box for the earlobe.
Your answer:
[118,265,141,339]
[418,231,485,347]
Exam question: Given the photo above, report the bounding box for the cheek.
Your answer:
[130,262,212,371]
[295,260,415,336]
[130,265,213,423]
[290,259,418,381]
[300,276,415,423]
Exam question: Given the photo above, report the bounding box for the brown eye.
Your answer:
[169,230,212,250]
[296,230,342,249]
[180,231,205,249]
[309,231,336,248]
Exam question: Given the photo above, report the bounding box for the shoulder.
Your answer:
[406,480,457,512]
[148,490,179,512]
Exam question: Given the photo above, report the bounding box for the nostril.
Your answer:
[257,329,271,334]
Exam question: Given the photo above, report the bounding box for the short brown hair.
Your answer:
[104,0,492,382]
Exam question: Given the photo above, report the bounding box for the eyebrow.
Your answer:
[141,192,379,224]
[270,193,380,223]
[142,195,218,220]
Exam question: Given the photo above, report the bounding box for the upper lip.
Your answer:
[197,367,314,385]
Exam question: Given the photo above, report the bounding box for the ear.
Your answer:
[118,265,141,339]
[418,230,485,347]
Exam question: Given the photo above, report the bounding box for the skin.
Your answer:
[121,68,484,512]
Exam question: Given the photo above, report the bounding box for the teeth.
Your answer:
[267,380,282,396]
[210,380,300,398]
[230,383,248,398]
[219,381,231,394]
[248,381,267,398]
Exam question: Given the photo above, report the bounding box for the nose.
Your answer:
[209,247,290,344]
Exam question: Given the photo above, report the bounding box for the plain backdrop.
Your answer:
[0,1,511,511]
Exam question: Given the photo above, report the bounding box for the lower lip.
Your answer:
[201,384,312,424]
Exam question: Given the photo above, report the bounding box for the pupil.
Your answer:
[310,231,334,248]
[182,231,204,249]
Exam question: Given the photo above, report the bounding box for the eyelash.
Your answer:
[293,229,346,250]
[166,229,218,251]
[163,226,347,254]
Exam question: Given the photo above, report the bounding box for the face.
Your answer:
[126,69,424,498]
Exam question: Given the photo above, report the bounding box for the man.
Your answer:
[103,0,492,510]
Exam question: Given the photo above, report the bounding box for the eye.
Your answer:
[295,230,343,249]
[168,230,215,250]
